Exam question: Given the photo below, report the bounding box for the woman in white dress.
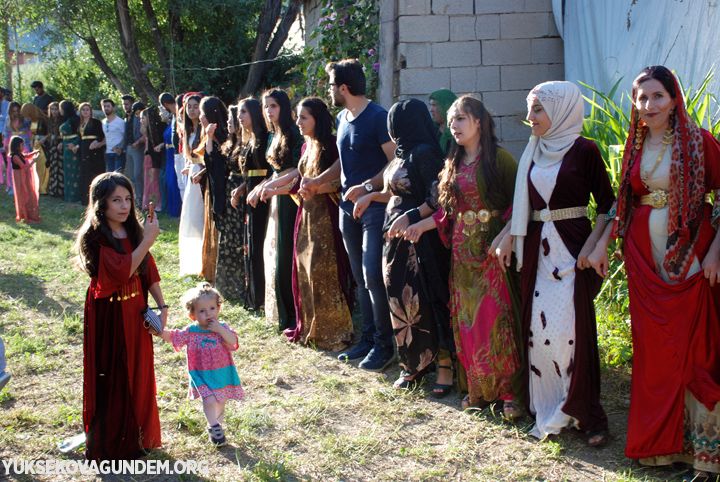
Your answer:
[178,93,206,276]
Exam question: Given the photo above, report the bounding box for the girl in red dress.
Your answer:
[75,172,167,461]
[9,137,41,224]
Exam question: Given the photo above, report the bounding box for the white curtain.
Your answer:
[557,0,720,113]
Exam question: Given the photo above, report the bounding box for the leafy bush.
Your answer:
[289,0,379,104]
[581,69,720,367]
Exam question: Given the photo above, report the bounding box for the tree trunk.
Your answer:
[140,0,172,89]
[85,35,129,94]
[241,0,301,96]
[114,0,158,102]
[1,21,10,89]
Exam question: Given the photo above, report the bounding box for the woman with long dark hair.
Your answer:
[197,96,228,285]
[275,97,355,350]
[141,105,164,211]
[503,81,612,444]
[257,89,303,330]
[75,172,165,460]
[591,66,720,475]
[405,96,522,411]
[178,93,206,276]
[46,102,64,198]
[75,102,106,206]
[231,98,270,310]
[59,100,81,202]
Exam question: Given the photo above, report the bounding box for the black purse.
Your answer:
[141,306,163,333]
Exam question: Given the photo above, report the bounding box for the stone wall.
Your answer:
[395,0,564,159]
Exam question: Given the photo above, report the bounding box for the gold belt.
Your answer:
[165,143,173,148]
[640,191,712,209]
[82,135,98,140]
[62,134,78,140]
[458,209,499,236]
[531,206,587,222]
[244,169,267,177]
[639,190,669,209]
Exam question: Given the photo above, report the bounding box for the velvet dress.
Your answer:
[61,119,80,202]
[264,127,303,330]
[285,142,355,351]
[46,118,64,198]
[240,135,270,311]
[79,118,106,206]
[164,124,182,216]
[521,137,612,438]
[207,141,246,301]
[83,234,162,460]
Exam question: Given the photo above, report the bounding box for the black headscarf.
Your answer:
[59,100,80,133]
[387,99,443,160]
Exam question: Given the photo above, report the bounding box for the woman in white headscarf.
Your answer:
[496,81,613,445]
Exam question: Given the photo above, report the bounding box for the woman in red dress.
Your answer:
[75,172,167,460]
[591,65,720,480]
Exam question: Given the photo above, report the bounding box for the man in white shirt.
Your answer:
[101,98,126,172]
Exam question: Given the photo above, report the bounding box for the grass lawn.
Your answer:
[0,192,685,481]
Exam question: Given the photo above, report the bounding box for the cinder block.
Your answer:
[501,64,550,91]
[475,0,525,14]
[501,115,531,141]
[432,41,481,68]
[475,14,501,40]
[482,39,532,65]
[399,68,451,95]
[432,0,473,15]
[450,16,477,41]
[398,42,432,69]
[548,63,565,81]
[399,15,449,42]
[532,38,564,64]
[482,90,529,116]
[499,140,528,161]
[524,0,553,13]
[500,13,550,39]
[450,67,477,94]
[399,0,431,16]
[548,13,561,37]
[476,66,501,92]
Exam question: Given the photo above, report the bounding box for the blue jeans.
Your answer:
[105,152,126,173]
[340,204,393,348]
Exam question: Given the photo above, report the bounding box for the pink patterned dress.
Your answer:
[433,158,519,403]
[170,323,244,403]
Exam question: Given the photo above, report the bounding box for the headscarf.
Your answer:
[20,103,49,124]
[613,68,705,281]
[59,100,80,133]
[429,89,457,154]
[510,81,584,269]
[388,98,444,161]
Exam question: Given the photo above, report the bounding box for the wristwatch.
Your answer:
[363,180,374,192]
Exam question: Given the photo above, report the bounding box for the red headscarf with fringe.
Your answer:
[614,68,706,281]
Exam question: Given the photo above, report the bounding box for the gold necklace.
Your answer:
[641,142,669,181]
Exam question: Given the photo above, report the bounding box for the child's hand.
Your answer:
[206,318,222,333]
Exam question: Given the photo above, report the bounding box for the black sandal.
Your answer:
[432,365,454,398]
[393,367,429,390]
[587,430,608,447]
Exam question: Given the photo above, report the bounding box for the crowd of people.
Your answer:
[3,62,719,480]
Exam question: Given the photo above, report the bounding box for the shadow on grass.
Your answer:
[0,271,80,319]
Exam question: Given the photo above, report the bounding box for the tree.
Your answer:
[241,0,302,96]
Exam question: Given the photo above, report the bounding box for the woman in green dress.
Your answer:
[59,101,81,202]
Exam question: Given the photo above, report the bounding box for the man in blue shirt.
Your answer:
[305,59,396,371]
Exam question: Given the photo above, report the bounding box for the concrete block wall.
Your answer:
[396,0,564,160]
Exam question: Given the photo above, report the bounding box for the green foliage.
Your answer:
[582,68,720,367]
[290,0,379,104]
